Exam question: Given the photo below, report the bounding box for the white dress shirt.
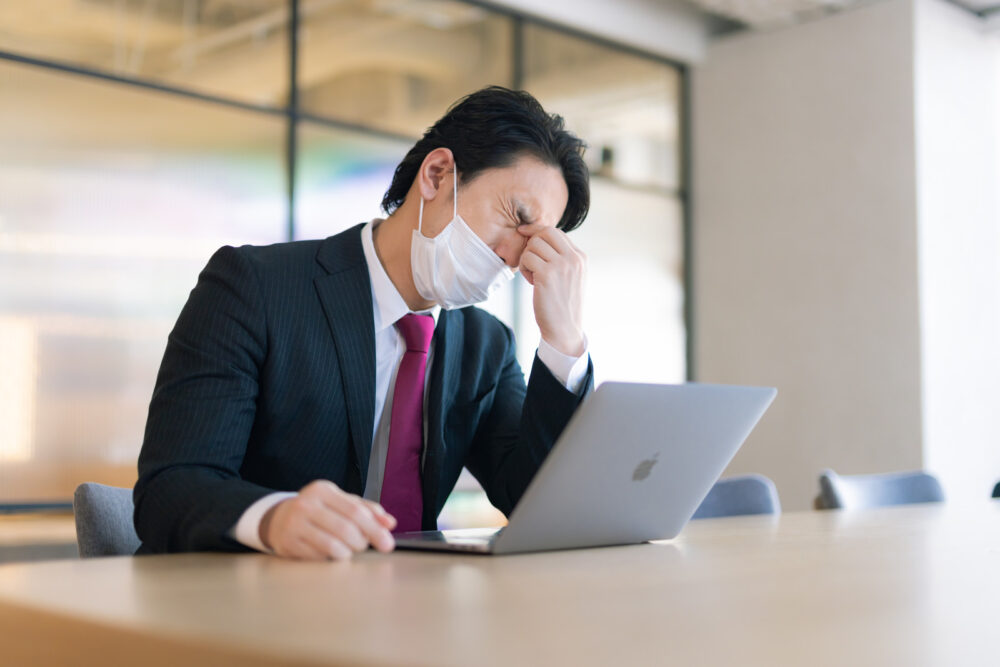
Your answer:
[231,220,589,552]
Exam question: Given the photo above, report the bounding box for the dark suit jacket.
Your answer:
[134,224,593,554]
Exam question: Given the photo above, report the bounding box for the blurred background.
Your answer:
[0,0,997,540]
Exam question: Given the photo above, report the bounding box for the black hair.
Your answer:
[381,86,589,232]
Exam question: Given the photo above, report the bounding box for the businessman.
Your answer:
[134,86,594,560]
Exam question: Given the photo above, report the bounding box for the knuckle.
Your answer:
[304,479,338,496]
[294,496,320,516]
[287,497,308,515]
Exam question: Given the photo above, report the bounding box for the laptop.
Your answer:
[394,381,777,555]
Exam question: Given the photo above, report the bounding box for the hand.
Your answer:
[518,227,586,357]
[259,480,397,560]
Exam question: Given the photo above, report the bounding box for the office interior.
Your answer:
[0,0,998,562]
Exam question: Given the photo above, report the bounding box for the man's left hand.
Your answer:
[519,227,586,357]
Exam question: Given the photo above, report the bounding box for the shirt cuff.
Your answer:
[230,491,298,554]
[537,336,590,395]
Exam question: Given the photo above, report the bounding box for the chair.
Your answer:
[691,474,781,520]
[816,469,944,510]
[992,481,1000,499]
[73,483,141,557]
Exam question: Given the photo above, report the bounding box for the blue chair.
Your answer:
[73,483,141,557]
[691,474,781,520]
[817,469,944,510]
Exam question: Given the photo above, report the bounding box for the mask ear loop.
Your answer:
[418,196,424,235]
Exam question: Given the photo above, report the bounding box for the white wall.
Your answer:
[692,0,926,510]
[486,0,710,63]
[915,0,1000,504]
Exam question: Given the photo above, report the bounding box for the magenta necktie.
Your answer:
[381,313,435,533]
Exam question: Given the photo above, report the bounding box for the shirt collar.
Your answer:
[361,219,438,333]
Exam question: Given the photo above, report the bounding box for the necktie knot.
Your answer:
[396,313,434,353]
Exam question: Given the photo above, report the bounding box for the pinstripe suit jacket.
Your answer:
[133,223,593,554]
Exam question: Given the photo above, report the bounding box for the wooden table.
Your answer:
[1,503,998,666]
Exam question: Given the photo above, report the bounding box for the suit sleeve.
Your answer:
[133,246,275,554]
[463,328,594,516]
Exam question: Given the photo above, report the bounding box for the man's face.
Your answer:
[427,155,570,270]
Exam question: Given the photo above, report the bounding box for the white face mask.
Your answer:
[410,168,515,310]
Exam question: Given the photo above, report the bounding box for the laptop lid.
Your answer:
[487,382,777,554]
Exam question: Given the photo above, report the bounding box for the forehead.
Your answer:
[464,155,569,227]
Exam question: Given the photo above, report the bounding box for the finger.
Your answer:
[525,235,560,262]
[519,251,547,283]
[279,535,329,561]
[308,510,369,552]
[521,267,535,286]
[295,484,379,552]
[533,227,574,254]
[301,529,353,561]
[363,500,399,533]
[324,492,394,552]
[309,481,372,522]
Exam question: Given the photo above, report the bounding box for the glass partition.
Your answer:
[520,24,686,384]
[294,122,409,241]
[298,0,513,137]
[0,3,686,520]
[0,0,290,106]
[0,61,286,502]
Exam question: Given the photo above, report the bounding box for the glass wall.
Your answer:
[298,0,513,137]
[0,2,685,523]
[0,61,286,502]
[295,123,410,240]
[0,0,290,106]
[518,26,687,385]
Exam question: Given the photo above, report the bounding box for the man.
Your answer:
[134,86,593,560]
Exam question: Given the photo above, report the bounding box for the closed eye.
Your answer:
[515,204,535,227]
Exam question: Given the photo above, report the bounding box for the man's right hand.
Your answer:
[259,480,397,560]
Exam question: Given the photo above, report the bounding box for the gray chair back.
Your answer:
[817,469,944,510]
[691,474,781,520]
[73,483,141,557]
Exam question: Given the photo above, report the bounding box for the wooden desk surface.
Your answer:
[1,504,998,666]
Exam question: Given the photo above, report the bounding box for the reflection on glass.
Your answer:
[0,61,286,501]
[0,0,290,106]
[299,0,513,136]
[520,25,686,384]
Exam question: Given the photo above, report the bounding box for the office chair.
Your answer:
[691,474,781,520]
[816,469,944,510]
[992,481,1000,499]
[73,483,141,557]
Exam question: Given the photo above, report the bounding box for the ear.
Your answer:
[417,148,456,203]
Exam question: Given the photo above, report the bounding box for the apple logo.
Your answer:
[632,453,659,481]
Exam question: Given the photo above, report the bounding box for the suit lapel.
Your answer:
[314,225,376,486]
[423,308,464,529]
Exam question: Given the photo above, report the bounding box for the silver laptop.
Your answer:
[394,381,777,555]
